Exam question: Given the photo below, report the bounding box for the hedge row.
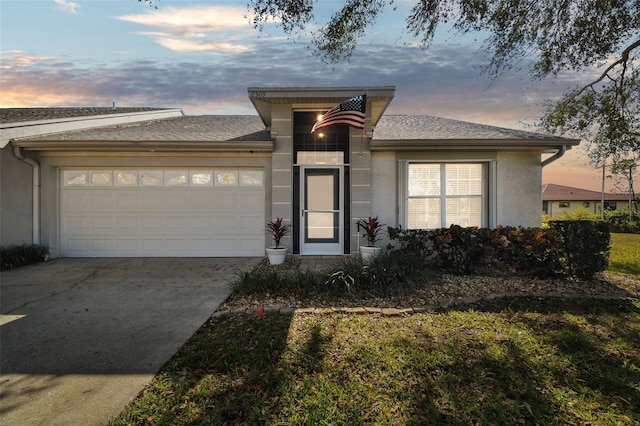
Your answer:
[0,244,49,271]
[387,221,610,279]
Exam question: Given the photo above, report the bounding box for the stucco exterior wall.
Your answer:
[370,151,396,247]
[0,147,34,246]
[270,104,293,251]
[349,136,373,253]
[37,153,271,258]
[371,150,543,231]
[496,151,541,227]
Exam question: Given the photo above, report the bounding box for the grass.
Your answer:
[110,238,640,425]
[609,233,640,277]
[111,298,639,425]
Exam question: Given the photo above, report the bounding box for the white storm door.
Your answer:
[300,167,343,255]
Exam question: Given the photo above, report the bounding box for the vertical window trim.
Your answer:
[401,160,493,229]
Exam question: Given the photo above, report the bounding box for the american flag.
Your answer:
[311,95,366,134]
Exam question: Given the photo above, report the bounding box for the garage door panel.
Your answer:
[91,217,113,231]
[115,193,138,210]
[91,193,113,210]
[65,239,88,253]
[61,169,265,257]
[63,192,89,210]
[192,239,214,251]
[116,239,138,252]
[64,216,88,232]
[116,216,139,230]
[92,240,113,252]
[141,216,163,230]
[240,193,264,209]
[239,215,263,230]
[190,216,213,232]
[165,193,190,210]
[141,239,163,252]
[190,194,216,210]
[139,192,163,209]
[165,239,189,251]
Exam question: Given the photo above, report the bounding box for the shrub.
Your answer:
[387,225,565,277]
[492,226,564,276]
[232,263,319,295]
[549,220,610,279]
[231,251,438,298]
[0,244,49,271]
[605,210,640,234]
[558,206,601,221]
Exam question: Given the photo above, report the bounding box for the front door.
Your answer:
[301,167,343,254]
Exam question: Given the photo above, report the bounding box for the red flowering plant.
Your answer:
[266,217,291,249]
[356,216,385,247]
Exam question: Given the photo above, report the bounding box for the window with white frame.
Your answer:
[405,162,486,229]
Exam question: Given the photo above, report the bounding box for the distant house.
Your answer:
[1,86,580,258]
[542,183,633,218]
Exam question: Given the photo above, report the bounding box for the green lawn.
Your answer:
[110,236,640,425]
[111,298,639,425]
[609,233,640,276]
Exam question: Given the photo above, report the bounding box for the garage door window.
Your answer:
[215,171,238,186]
[90,171,113,186]
[166,171,188,186]
[64,170,263,188]
[116,171,138,186]
[191,172,213,186]
[140,171,162,186]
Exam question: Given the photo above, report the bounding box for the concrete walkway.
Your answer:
[0,257,260,426]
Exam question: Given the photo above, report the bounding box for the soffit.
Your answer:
[247,86,396,128]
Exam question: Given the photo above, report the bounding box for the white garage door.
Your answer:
[60,169,265,257]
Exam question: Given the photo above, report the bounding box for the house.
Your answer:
[1,86,580,258]
[542,183,633,218]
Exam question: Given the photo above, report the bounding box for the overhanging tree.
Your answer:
[140,0,639,163]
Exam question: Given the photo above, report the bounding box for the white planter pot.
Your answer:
[266,247,287,265]
[360,246,381,263]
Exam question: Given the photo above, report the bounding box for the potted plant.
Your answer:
[356,216,384,262]
[265,217,291,265]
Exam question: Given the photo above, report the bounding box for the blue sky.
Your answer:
[2,0,637,191]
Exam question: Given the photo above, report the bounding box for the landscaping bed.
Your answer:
[220,258,639,312]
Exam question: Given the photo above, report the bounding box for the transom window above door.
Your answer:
[403,162,487,229]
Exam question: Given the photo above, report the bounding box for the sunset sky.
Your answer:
[2,0,637,192]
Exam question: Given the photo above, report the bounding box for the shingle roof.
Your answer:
[374,115,570,141]
[542,183,630,201]
[0,107,170,124]
[19,115,270,142]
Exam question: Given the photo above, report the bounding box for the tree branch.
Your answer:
[571,38,640,98]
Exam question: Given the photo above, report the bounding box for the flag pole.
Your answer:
[359,88,368,156]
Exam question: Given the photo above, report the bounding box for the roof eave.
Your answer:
[370,138,579,151]
[0,109,184,149]
[12,140,274,153]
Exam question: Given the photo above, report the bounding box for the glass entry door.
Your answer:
[301,167,343,254]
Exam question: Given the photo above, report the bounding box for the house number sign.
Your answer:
[248,91,266,98]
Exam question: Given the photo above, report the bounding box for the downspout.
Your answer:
[541,144,567,167]
[541,145,567,221]
[12,144,40,245]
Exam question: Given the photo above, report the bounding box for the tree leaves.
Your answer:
[246,0,639,161]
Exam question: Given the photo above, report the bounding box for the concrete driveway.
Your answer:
[0,257,259,426]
